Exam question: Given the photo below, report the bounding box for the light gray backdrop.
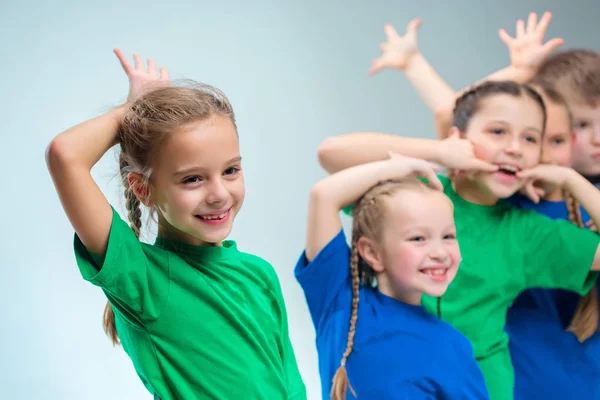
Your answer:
[1,0,599,398]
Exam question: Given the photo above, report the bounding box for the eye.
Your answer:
[224,166,241,176]
[524,136,538,144]
[409,236,426,242]
[551,137,566,145]
[182,176,202,184]
[575,121,589,130]
[443,233,456,240]
[490,128,504,135]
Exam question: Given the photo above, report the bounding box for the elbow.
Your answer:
[317,136,343,173]
[45,136,72,175]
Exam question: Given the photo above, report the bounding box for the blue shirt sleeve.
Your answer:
[294,229,352,331]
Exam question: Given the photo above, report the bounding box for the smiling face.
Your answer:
[150,115,245,246]
[455,93,546,204]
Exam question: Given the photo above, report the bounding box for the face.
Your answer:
[150,115,244,246]
[570,102,600,177]
[370,190,460,305]
[540,99,573,167]
[459,94,545,202]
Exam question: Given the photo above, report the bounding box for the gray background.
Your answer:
[1,0,599,398]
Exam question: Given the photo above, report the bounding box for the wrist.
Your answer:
[564,168,584,191]
[509,64,537,83]
[403,52,425,73]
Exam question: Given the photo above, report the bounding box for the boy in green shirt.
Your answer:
[325,80,600,400]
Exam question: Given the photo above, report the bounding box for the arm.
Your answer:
[46,49,169,256]
[434,11,564,139]
[518,165,600,270]
[317,130,498,175]
[369,19,456,112]
[306,153,442,260]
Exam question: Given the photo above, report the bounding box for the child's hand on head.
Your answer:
[368,18,422,75]
[114,49,170,103]
[499,12,564,76]
[517,164,574,203]
[436,131,499,175]
[387,152,443,190]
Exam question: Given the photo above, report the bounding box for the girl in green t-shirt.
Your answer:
[46,49,305,400]
[317,79,600,400]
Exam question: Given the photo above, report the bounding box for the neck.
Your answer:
[157,216,222,247]
[452,175,500,206]
[377,274,422,306]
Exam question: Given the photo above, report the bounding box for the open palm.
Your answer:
[369,18,422,75]
[499,12,564,72]
[114,48,170,102]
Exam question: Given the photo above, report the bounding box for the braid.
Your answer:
[330,237,360,400]
[102,153,144,346]
[564,189,600,342]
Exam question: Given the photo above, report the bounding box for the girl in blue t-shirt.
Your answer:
[295,152,489,399]
[505,82,600,400]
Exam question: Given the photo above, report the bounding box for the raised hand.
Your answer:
[369,18,422,75]
[387,152,443,190]
[113,48,170,103]
[498,12,564,74]
[436,132,500,173]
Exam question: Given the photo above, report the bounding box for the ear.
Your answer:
[356,236,385,273]
[127,172,153,207]
[448,126,464,139]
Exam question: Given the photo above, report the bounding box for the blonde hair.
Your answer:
[331,178,441,400]
[103,82,236,345]
[564,189,599,342]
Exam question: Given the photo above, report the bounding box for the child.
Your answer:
[295,151,490,399]
[367,15,600,398]
[317,80,600,400]
[534,50,600,187]
[45,49,306,400]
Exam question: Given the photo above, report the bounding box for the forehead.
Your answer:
[570,102,600,119]
[470,94,544,130]
[155,115,239,171]
[384,190,454,228]
[544,100,571,134]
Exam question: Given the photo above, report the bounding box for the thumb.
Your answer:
[368,58,386,76]
[541,38,564,55]
[498,29,513,46]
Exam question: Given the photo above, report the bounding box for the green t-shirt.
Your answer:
[344,175,599,400]
[74,208,306,400]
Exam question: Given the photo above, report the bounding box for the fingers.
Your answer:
[516,19,525,38]
[368,58,386,76]
[498,28,513,45]
[425,171,444,191]
[384,24,401,40]
[523,180,541,203]
[469,159,499,172]
[541,38,564,55]
[526,12,537,35]
[159,67,170,81]
[133,53,144,71]
[147,58,157,76]
[406,18,422,34]
[535,11,553,38]
[113,48,133,75]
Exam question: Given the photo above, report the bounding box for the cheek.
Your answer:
[387,245,425,274]
[542,145,572,166]
[229,177,246,205]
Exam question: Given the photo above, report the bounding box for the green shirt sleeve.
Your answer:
[521,209,599,294]
[73,207,170,326]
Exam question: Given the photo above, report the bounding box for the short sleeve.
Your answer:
[73,207,170,325]
[294,229,352,331]
[522,210,599,294]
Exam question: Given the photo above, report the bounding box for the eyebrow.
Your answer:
[173,156,242,177]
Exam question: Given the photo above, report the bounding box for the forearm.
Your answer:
[404,53,456,111]
[318,133,440,173]
[46,106,126,172]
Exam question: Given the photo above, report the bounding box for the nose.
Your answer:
[504,137,522,156]
[429,242,449,262]
[205,178,229,205]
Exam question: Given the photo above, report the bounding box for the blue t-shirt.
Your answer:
[506,194,600,399]
[295,230,489,400]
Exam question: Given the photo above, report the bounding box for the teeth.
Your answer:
[199,211,227,220]
[498,164,518,172]
[422,268,446,276]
